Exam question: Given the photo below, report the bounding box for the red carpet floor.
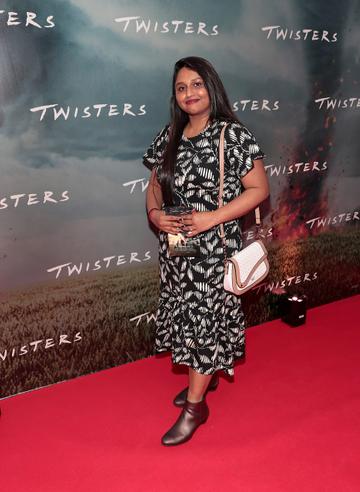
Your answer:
[1,295,359,492]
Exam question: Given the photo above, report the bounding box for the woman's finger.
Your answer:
[181,217,193,225]
[164,219,182,227]
[170,226,183,234]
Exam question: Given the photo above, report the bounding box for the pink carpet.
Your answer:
[1,295,359,491]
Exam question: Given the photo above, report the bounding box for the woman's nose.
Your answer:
[185,85,194,97]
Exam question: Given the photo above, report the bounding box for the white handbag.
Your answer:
[218,123,269,295]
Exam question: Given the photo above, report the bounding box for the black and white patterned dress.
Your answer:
[143,119,265,376]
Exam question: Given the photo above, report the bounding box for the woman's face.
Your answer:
[174,67,211,117]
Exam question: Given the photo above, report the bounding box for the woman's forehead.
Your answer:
[175,67,202,84]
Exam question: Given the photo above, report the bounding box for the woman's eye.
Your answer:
[176,81,203,92]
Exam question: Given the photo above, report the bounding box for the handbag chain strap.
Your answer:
[217,122,261,265]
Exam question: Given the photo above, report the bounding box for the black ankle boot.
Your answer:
[161,398,209,446]
[173,373,219,408]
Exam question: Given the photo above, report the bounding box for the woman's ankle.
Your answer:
[186,392,204,403]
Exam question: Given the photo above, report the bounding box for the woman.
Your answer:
[143,56,269,446]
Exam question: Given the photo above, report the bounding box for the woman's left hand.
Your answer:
[181,210,218,237]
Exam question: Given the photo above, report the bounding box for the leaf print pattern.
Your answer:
[143,119,265,376]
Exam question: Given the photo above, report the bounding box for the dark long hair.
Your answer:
[159,56,241,205]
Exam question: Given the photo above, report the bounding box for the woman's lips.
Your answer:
[185,99,199,105]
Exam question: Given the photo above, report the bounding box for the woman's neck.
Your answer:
[184,113,212,137]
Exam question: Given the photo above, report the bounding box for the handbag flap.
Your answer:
[228,240,268,287]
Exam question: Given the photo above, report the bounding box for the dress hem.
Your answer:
[154,347,245,377]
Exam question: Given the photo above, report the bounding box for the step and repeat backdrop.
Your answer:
[0,0,359,398]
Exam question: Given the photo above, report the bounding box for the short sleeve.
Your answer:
[142,125,170,176]
[226,123,266,179]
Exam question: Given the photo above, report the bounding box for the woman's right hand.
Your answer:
[149,210,185,235]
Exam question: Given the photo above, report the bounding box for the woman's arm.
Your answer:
[146,168,163,213]
[212,159,269,226]
[146,168,183,234]
[183,159,269,236]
